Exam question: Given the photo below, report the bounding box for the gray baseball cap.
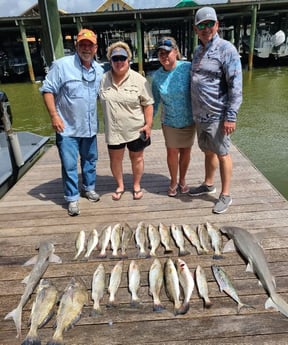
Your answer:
[195,7,217,25]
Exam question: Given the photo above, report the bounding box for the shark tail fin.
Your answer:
[4,305,22,338]
[265,294,288,318]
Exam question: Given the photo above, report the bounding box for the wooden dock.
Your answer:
[1,130,288,345]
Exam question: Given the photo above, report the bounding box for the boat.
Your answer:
[0,91,49,199]
[242,24,288,61]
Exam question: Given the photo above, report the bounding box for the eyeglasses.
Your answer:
[82,66,96,82]
[196,21,216,30]
[111,55,128,62]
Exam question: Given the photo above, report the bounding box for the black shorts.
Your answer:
[108,136,151,152]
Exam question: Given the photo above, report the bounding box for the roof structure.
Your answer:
[96,0,134,11]
[20,2,67,17]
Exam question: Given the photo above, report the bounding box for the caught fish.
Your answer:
[91,264,106,316]
[121,222,133,258]
[107,260,123,307]
[212,264,253,313]
[46,277,88,345]
[164,258,182,315]
[84,229,98,259]
[221,226,288,318]
[176,258,194,315]
[148,224,161,256]
[149,258,164,312]
[4,241,62,338]
[135,221,148,258]
[128,260,141,307]
[205,222,223,259]
[197,223,210,254]
[74,230,86,260]
[159,223,173,254]
[182,224,203,255]
[111,223,122,258]
[21,279,58,345]
[195,265,212,309]
[171,224,190,256]
[98,225,112,258]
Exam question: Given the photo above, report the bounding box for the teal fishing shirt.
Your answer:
[151,60,194,128]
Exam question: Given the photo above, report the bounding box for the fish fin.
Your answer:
[21,274,31,285]
[23,255,38,266]
[265,297,278,311]
[49,253,62,264]
[245,262,254,273]
[4,306,22,338]
[222,239,235,253]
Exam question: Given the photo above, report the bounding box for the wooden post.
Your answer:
[248,4,257,70]
[38,0,64,67]
[135,13,144,76]
[18,21,35,83]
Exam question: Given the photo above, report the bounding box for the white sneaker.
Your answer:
[68,201,80,216]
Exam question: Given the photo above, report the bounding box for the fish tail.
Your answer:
[4,306,22,338]
[90,308,103,316]
[237,302,255,314]
[197,248,204,255]
[179,249,190,257]
[204,298,213,309]
[267,294,288,317]
[175,302,189,315]
[212,254,224,260]
[21,336,41,345]
[153,303,165,312]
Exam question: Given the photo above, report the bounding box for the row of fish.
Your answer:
[74,221,223,260]
[5,225,288,344]
[20,257,256,345]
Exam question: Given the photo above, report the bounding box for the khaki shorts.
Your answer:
[196,121,231,155]
[162,124,196,148]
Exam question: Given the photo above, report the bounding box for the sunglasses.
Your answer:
[196,21,216,30]
[111,55,127,62]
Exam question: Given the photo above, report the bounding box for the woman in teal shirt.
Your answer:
[151,37,195,197]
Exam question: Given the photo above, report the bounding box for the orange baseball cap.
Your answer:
[77,29,97,44]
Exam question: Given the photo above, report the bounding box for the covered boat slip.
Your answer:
[0,130,288,344]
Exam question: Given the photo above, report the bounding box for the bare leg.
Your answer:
[218,153,232,195]
[109,148,125,195]
[179,147,191,187]
[129,150,144,193]
[167,147,179,189]
[204,151,218,186]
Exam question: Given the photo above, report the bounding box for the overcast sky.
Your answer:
[0,0,227,17]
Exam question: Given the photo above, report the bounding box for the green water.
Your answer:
[1,66,288,200]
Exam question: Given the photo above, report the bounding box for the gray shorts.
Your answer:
[196,121,231,156]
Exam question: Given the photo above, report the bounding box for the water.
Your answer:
[1,66,287,200]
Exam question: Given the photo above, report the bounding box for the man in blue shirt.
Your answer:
[189,7,243,214]
[40,29,104,216]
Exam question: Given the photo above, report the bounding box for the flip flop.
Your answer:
[133,190,143,200]
[112,190,125,201]
[168,185,178,197]
[179,184,189,194]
